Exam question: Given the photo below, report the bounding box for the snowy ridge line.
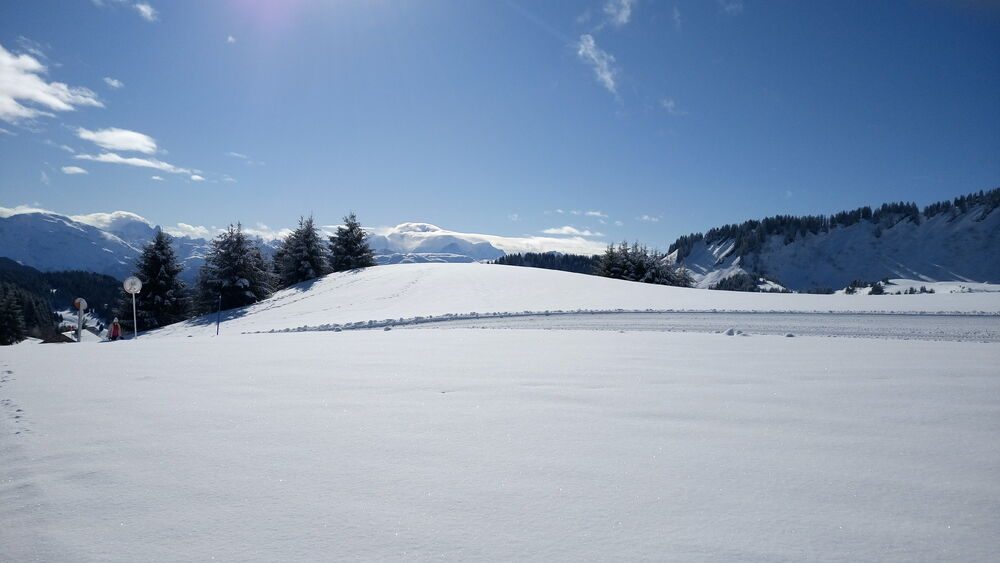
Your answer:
[243,307,1000,335]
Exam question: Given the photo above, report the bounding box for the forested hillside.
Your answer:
[667,188,1000,290]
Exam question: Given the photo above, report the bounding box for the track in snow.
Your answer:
[402,311,1000,342]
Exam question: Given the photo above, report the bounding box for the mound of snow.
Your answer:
[151,263,1000,338]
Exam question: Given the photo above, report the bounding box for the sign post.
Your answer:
[123,276,142,340]
[73,297,88,342]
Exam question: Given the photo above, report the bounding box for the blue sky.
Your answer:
[1,0,998,250]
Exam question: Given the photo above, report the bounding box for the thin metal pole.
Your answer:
[132,292,137,340]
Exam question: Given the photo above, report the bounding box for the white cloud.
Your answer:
[584,210,608,218]
[76,126,157,154]
[0,204,52,218]
[542,226,604,237]
[603,0,635,28]
[40,170,50,185]
[576,35,618,95]
[637,214,660,222]
[614,220,624,227]
[0,126,14,135]
[71,210,151,229]
[221,174,237,183]
[103,76,124,89]
[164,222,218,240]
[61,165,88,175]
[75,152,191,174]
[660,97,687,116]
[151,175,164,181]
[673,6,682,30]
[227,35,237,44]
[244,223,293,242]
[134,2,157,21]
[507,213,520,222]
[718,0,744,15]
[190,174,205,182]
[0,42,103,123]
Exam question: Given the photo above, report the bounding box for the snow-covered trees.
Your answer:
[329,212,376,272]
[124,229,189,331]
[597,242,691,287]
[276,216,329,288]
[196,223,275,313]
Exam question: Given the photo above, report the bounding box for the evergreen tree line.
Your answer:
[0,282,59,344]
[115,212,377,332]
[492,252,600,275]
[710,273,790,293]
[596,242,692,287]
[0,257,122,344]
[669,187,1000,261]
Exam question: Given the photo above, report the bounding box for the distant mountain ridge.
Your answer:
[667,188,1000,290]
[0,211,508,282]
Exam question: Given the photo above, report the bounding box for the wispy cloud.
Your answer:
[0,127,14,135]
[151,175,164,181]
[603,0,635,28]
[718,0,744,15]
[43,139,74,152]
[637,214,660,222]
[227,35,237,44]
[226,150,263,166]
[16,36,47,60]
[221,174,237,183]
[673,5,682,30]
[508,213,521,222]
[61,165,88,175]
[76,126,157,154]
[103,76,124,89]
[40,170,50,185]
[0,42,103,123]
[576,34,618,95]
[660,97,687,116]
[190,174,205,182]
[134,2,157,22]
[542,226,605,237]
[75,152,190,174]
[584,210,608,218]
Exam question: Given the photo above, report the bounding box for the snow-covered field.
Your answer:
[2,331,999,561]
[153,264,1000,339]
[3,264,1000,561]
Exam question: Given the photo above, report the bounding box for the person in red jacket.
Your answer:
[109,318,122,341]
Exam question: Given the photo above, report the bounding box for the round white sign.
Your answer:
[124,276,143,295]
[74,297,88,311]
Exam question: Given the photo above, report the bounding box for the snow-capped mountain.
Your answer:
[0,209,512,281]
[668,189,1000,290]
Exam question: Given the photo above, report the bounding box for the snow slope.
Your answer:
[151,263,1000,338]
[2,331,998,561]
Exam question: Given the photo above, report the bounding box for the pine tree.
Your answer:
[196,223,275,313]
[122,229,190,331]
[0,290,26,345]
[277,215,329,287]
[329,212,376,272]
